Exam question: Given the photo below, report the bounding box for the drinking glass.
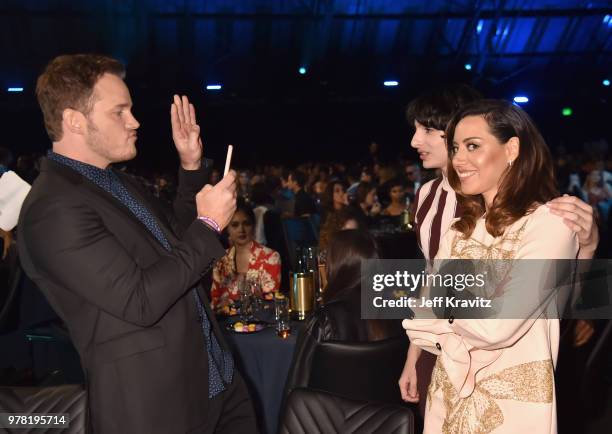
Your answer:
[238,277,253,321]
[250,279,263,319]
[274,294,291,338]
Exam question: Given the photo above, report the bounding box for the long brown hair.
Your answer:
[323,229,378,304]
[321,180,349,211]
[446,99,558,238]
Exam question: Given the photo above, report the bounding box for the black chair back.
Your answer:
[309,335,409,407]
[580,320,612,414]
[264,209,292,291]
[280,387,414,434]
[0,243,23,334]
[0,384,88,433]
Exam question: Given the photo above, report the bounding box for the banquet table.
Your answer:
[221,314,303,434]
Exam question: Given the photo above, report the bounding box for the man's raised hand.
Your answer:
[171,95,203,170]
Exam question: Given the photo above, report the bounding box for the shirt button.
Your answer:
[448,316,454,324]
[436,343,441,350]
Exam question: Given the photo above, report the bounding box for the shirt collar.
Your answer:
[47,151,113,189]
[440,173,453,192]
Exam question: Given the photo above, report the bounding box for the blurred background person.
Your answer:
[349,181,381,228]
[0,147,13,176]
[250,182,275,245]
[582,170,612,225]
[275,169,295,218]
[209,167,221,185]
[288,170,317,217]
[320,179,349,224]
[237,169,251,203]
[380,178,407,217]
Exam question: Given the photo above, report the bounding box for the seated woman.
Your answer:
[284,230,404,396]
[319,179,349,224]
[318,207,362,254]
[381,178,408,217]
[317,180,350,249]
[349,181,382,228]
[311,229,402,341]
[210,202,281,311]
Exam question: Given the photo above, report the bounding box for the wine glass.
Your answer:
[249,278,264,319]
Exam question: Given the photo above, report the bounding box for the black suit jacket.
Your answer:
[18,158,228,434]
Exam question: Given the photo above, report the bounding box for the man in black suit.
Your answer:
[18,54,256,433]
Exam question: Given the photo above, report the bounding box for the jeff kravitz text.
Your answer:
[372,295,492,308]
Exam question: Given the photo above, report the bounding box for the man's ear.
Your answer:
[506,136,520,164]
[62,109,87,136]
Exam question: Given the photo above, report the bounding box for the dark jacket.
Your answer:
[18,158,227,434]
[293,189,318,217]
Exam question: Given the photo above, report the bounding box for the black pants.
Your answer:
[204,372,258,434]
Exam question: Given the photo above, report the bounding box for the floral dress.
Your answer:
[210,240,281,310]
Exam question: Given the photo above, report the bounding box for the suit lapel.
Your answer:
[114,170,179,246]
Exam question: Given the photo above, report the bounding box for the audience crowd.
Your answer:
[2,137,611,433]
[4,142,612,261]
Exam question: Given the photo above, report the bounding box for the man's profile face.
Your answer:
[410,121,447,171]
[84,73,140,167]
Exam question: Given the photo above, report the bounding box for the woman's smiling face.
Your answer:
[451,115,516,206]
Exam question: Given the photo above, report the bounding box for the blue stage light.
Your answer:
[7,87,23,92]
[476,20,483,34]
[299,67,306,75]
[603,79,611,87]
[513,96,529,104]
[383,80,399,87]
[206,84,222,90]
[604,15,610,24]
[464,63,472,70]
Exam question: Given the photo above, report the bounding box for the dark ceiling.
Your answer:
[1,0,611,167]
